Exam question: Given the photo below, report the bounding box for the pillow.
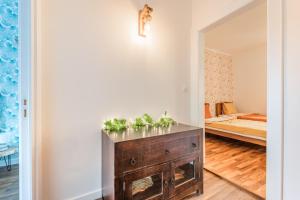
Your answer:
[223,102,237,115]
[215,103,223,116]
[205,103,212,119]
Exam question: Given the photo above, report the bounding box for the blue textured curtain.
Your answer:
[0,0,19,148]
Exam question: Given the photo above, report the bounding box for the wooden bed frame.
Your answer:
[205,127,266,146]
[205,102,266,147]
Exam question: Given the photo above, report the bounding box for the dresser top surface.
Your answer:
[102,123,202,143]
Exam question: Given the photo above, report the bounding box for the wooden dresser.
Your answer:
[102,123,203,200]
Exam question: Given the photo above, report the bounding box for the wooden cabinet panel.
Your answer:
[123,163,170,200]
[170,153,203,199]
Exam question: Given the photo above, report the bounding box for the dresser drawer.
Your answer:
[115,131,201,175]
[144,135,199,166]
[121,148,144,173]
[115,143,144,175]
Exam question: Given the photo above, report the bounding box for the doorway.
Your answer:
[190,0,284,200]
[0,0,32,199]
[202,2,267,198]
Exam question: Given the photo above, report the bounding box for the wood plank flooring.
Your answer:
[187,170,260,200]
[0,154,264,200]
[96,170,260,200]
[204,134,266,199]
[0,165,19,200]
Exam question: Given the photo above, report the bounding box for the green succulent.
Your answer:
[104,118,128,132]
[132,117,146,129]
[143,113,155,127]
[103,112,176,132]
[155,112,176,128]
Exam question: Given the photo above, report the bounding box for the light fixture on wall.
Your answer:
[139,4,153,37]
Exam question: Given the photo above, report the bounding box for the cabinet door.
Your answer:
[123,163,170,200]
[170,153,202,198]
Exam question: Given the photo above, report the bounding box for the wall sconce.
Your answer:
[139,4,153,37]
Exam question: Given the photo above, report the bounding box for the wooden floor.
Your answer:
[188,170,260,200]
[204,134,266,199]
[0,164,261,200]
[96,171,259,200]
[0,158,263,200]
[0,165,19,200]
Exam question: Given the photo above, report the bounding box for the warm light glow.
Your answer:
[144,21,151,33]
[130,12,153,45]
[139,4,153,37]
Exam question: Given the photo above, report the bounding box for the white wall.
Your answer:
[191,0,257,32]
[41,0,192,199]
[283,0,300,199]
[233,44,267,114]
[204,2,267,54]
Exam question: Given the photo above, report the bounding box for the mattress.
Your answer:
[205,119,266,140]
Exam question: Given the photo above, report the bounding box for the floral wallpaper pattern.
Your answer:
[205,49,234,116]
[0,0,19,147]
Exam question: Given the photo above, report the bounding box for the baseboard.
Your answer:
[68,189,102,200]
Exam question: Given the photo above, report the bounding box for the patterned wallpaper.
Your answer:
[0,0,19,147]
[205,49,234,116]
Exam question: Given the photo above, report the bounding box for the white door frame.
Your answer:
[29,0,43,199]
[190,0,284,200]
[19,0,32,199]
[266,0,284,199]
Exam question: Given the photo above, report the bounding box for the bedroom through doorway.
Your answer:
[202,2,267,199]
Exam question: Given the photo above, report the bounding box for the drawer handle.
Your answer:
[192,143,197,148]
[165,149,170,154]
[164,180,169,187]
[130,158,137,166]
[171,177,175,185]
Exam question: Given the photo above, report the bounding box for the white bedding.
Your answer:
[205,113,247,123]
[211,119,266,131]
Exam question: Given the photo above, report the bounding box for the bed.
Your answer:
[205,103,267,146]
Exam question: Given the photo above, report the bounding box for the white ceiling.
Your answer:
[205,2,267,54]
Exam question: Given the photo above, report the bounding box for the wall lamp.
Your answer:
[139,4,153,37]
